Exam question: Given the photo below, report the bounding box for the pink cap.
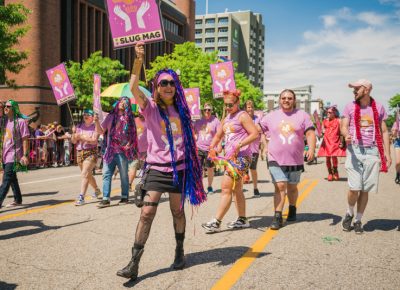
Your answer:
[348,79,372,90]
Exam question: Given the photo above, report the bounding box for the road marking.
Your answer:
[19,174,82,185]
[0,188,121,221]
[212,179,319,290]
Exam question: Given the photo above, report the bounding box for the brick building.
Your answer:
[0,0,195,127]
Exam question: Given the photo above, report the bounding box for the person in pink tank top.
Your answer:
[202,90,258,233]
[117,43,206,281]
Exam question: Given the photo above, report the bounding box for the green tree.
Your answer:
[387,93,400,128]
[146,42,263,116]
[66,51,129,110]
[0,3,31,86]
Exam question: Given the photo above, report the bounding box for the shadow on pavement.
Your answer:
[123,246,269,288]
[0,281,18,290]
[0,219,92,240]
[363,219,400,232]
[22,191,59,197]
[0,199,73,214]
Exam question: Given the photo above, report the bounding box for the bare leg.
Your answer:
[274,182,287,211]
[169,193,186,234]
[232,178,246,217]
[287,183,299,206]
[356,191,369,214]
[207,167,214,188]
[215,174,234,221]
[250,169,258,190]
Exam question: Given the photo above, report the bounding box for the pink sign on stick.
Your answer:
[105,0,165,49]
[184,88,201,120]
[313,110,322,137]
[210,61,236,99]
[46,63,76,106]
[93,74,104,122]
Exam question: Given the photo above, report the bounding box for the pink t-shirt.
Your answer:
[249,115,261,154]
[141,100,185,172]
[135,117,148,153]
[101,113,130,154]
[343,101,387,147]
[194,116,220,151]
[76,123,97,151]
[223,111,252,158]
[260,109,314,166]
[2,118,30,164]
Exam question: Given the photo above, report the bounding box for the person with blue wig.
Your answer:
[94,96,138,207]
[116,43,206,280]
[0,100,30,209]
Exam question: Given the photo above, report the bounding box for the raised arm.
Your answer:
[130,43,148,110]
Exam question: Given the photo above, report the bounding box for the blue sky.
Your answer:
[196,0,400,112]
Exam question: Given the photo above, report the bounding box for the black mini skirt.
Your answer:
[142,169,184,193]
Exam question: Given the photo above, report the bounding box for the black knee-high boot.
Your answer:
[172,233,185,270]
[117,244,144,279]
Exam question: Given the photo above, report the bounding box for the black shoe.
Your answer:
[270,213,283,230]
[353,221,363,234]
[97,199,110,208]
[117,247,144,279]
[395,173,400,184]
[118,198,129,205]
[253,188,260,198]
[172,245,185,270]
[342,213,354,231]
[286,205,297,222]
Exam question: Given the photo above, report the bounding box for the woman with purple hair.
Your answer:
[94,96,137,207]
[117,43,206,280]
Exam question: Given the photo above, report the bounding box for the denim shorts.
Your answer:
[394,138,400,148]
[345,145,381,193]
[269,166,302,184]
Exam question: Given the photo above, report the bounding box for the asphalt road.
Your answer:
[0,156,399,290]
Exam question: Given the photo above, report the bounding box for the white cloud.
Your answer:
[321,15,336,28]
[264,7,400,112]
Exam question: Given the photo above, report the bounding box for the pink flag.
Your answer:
[105,0,165,49]
[93,74,104,122]
[46,63,76,106]
[210,61,236,99]
[183,88,201,120]
[313,110,322,137]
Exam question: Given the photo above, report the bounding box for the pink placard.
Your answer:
[105,0,165,49]
[313,110,322,137]
[184,88,201,120]
[93,74,104,122]
[210,61,236,99]
[46,63,76,106]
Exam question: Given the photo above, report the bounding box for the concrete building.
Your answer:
[263,85,324,116]
[195,10,265,90]
[0,0,194,126]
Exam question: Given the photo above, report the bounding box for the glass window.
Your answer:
[195,29,202,34]
[218,47,228,52]
[218,17,228,24]
[218,37,228,43]
[195,39,202,44]
[195,19,202,24]
[205,28,215,34]
[205,38,215,43]
[205,18,215,24]
[205,48,215,52]
[218,27,228,33]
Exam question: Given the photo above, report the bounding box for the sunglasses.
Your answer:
[204,109,212,112]
[5,105,12,108]
[83,113,93,117]
[281,97,294,101]
[224,102,236,108]
[327,111,334,114]
[158,80,175,87]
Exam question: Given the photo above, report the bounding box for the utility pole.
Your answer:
[206,0,208,15]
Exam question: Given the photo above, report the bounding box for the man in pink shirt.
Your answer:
[260,89,316,230]
[341,79,391,234]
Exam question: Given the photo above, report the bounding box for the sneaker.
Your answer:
[253,188,260,198]
[75,195,85,206]
[342,213,354,231]
[97,199,110,208]
[270,213,283,230]
[353,221,363,234]
[202,218,221,233]
[227,217,250,229]
[92,188,102,200]
[5,201,22,208]
[327,173,333,181]
[207,186,214,194]
[118,198,129,205]
[286,205,297,222]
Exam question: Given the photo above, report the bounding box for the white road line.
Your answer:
[20,174,82,185]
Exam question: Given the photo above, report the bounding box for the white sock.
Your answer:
[347,206,354,216]
[355,212,363,222]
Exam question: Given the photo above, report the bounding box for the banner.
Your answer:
[210,61,236,99]
[184,88,201,120]
[93,74,104,122]
[105,0,165,49]
[313,110,322,137]
[46,63,76,106]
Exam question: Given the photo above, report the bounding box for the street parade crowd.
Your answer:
[1,44,399,282]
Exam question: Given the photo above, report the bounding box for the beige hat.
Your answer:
[348,79,372,90]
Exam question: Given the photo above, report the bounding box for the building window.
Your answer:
[218,37,228,43]
[195,39,202,44]
[205,38,215,43]
[205,18,215,24]
[218,47,228,52]
[195,29,202,35]
[195,19,202,24]
[218,27,228,33]
[205,28,215,34]
[218,17,228,24]
[205,47,215,52]
[163,17,183,37]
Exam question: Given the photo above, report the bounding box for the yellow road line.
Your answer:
[0,188,121,221]
[212,179,319,290]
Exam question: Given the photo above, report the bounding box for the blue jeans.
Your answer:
[102,153,129,199]
[0,163,22,206]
